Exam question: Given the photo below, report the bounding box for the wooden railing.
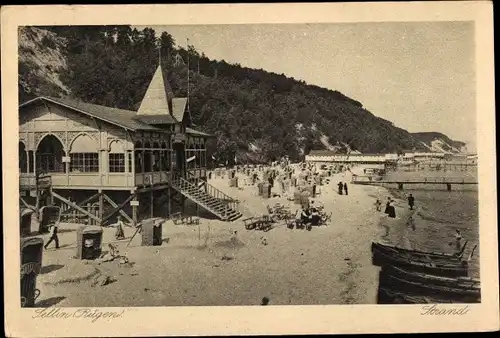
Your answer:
[352,175,478,184]
[174,171,240,213]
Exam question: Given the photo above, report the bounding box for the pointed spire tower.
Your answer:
[137,63,175,116]
[136,43,192,127]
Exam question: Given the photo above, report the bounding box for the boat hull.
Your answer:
[380,266,480,303]
[372,242,469,277]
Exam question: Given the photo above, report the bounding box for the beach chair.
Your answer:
[243,217,257,230]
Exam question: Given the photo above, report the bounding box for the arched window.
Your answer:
[19,142,28,173]
[109,140,125,173]
[36,135,65,173]
[134,141,143,173]
[144,141,152,172]
[69,134,99,172]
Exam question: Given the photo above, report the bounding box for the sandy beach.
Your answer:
[33,171,389,307]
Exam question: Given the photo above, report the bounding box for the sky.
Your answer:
[138,22,476,151]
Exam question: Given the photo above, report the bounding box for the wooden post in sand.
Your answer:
[167,187,171,218]
[131,194,138,227]
[98,191,104,221]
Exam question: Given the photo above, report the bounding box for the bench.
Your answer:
[243,215,272,231]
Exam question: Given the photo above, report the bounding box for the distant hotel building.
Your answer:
[305,150,398,165]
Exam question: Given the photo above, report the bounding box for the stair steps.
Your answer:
[169,175,242,221]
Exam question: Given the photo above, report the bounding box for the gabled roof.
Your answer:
[137,64,175,116]
[134,115,177,125]
[20,96,159,131]
[19,96,213,137]
[172,97,187,123]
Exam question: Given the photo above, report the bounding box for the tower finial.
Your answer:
[158,38,162,67]
[187,38,190,113]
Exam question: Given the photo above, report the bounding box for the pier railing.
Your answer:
[352,175,478,185]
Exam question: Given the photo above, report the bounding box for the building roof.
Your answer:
[186,127,214,137]
[307,150,388,157]
[137,64,175,116]
[172,98,188,122]
[20,96,159,131]
[307,150,338,157]
[19,96,212,137]
[133,115,177,125]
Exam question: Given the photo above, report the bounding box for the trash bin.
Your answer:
[230,177,238,188]
[20,208,34,237]
[20,237,43,307]
[141,217,164,246]
[262,183,270,199]
[39,205,61,234]
[257,182,265,196]
[76,225,103,260]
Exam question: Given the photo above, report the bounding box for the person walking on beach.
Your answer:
[343,182,348,196]
[388,200,396,218]
[115,215,125,240]
[337,182,343,195]
[408,193,415,210]
[454,229,463,251]
[374,198,382,212]
[384,197,391,214]
[44,221,60,250]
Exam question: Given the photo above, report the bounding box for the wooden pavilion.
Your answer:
[18,63,242,226]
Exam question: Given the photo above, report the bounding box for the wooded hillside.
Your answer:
[20,25,460,164]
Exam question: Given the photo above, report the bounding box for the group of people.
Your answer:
[337,182,348,195]
[295,204,322,226]
[373,193,416,219]
[374,197,396,218]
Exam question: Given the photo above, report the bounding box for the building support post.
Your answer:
[49,187,54,205]
[167,186,171,218]
[98,190,104,221]
[132,194,138,227]
[150,189,154,218]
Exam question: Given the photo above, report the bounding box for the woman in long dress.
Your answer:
[388,200,396,218]
[384,197,391,214]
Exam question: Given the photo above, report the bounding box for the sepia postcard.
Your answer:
[2,2,498,336]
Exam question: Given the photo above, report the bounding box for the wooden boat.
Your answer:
[380,265,480,301]
[378,286,459,304]
[372,241,467,261]
[371,242,469,277]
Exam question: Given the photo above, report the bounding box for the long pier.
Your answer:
[352,176,478,191]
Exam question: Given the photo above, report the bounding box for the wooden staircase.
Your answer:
[169,173,242,222]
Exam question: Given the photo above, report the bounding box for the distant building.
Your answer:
[305,150,397,165]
